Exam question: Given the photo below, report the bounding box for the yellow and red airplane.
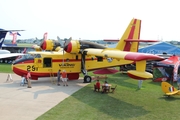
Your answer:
[12,18,164,83]
[161,81,180,97]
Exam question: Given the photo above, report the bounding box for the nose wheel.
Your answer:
[84,75,92,83]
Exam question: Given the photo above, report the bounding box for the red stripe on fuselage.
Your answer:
[13,67,79,80]
[52,58,97,62]
[123,19,137,51]
[15,58,98,64]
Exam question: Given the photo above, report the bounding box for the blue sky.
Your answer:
[0,0,180,41]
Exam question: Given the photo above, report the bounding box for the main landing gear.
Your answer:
[84,75,92,83]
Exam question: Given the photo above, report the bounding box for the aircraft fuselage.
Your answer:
[12,51,133,80]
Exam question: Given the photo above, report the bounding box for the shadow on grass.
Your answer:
[70,85,149,119]
[158,95,180,101]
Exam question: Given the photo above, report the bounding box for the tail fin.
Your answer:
[0,30,7,48]
[161,82,180,96]
[115,18,141,52]
[0,29,24,48]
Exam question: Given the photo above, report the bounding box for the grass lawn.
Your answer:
[0,63,13,73]
[36,73,180,120]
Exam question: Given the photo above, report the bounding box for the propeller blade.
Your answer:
[64,37,72,47]
[57,36,64,47]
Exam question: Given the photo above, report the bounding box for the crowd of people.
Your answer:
[20,69,68,88]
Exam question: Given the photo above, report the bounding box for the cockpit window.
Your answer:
[34,54,41,58]
[19,54,41,59]
[24,54,35,59]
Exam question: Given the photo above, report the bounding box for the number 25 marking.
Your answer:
[27,65,38,71]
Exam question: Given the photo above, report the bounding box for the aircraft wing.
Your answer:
[84,48,164,80]
[0,53,25,59]
[165,91,179,96]
[84,48,164,61]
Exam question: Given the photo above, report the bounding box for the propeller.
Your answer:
[56,37,72,65]
[57,36,64,47]
[32,32,48,51]
[39,32,48,51]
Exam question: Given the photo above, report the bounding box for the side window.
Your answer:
[97,57,103,62]
[43,58,52,67]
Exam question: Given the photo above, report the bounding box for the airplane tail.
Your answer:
[161,81,180,96]
[115,18,141,52]
[0,31,7,48]
[0,29,24,48]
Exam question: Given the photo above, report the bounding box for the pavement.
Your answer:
[0,73,89,120]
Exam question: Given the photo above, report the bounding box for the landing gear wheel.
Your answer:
[84,75,92,83]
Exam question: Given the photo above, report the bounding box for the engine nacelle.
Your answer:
[41,39,61,51]
[64,40,80,54]
[32,45,42,51]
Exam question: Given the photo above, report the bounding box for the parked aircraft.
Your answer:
[161,81,180,97]
[0,29,25,59]
[12,18,164,83]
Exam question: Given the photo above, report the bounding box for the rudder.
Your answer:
[115,18,141,52]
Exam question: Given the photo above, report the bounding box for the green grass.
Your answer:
[36,73,180,120]
[0,63,13,73]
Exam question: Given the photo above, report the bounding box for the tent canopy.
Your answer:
[154,55,180,68]
[138,42,180,55]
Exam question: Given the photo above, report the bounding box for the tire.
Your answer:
[84,75,92,83]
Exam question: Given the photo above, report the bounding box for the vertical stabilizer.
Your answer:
[115,18,141,52]
[0,31,7,48]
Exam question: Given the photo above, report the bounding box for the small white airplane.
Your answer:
[0,29,25,59]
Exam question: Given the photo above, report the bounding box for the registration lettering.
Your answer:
[27,65,38,71]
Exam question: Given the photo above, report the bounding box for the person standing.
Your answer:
[62,70,68,86]
[57,70,61,86]
[27,70,32,88]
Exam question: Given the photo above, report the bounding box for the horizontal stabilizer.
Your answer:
[165,91,179,96]
[103,39,158,42]
[0,29,25,32]
[125,39,159,42]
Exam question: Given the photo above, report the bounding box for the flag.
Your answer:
[9,31,13,35]
[12,33,17,44]
[9,31,21,36]
[17,32,21,36]
[169,86,174,92]
[15,48,26,60]
[9,32,21,44]
[22,48,27,54]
